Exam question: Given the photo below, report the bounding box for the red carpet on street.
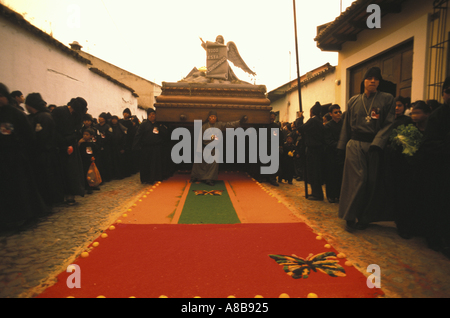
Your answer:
[37,172,384,298]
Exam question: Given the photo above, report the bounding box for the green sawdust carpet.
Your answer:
[178,181,240,224]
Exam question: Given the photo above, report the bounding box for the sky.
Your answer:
[2,0,355,92]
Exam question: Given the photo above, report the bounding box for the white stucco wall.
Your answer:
[270,95,288,121]
[271,70,336,123]
[293,73,336,117]
[74,50,161,112]
[336,0,431,108]
[0,16,144,119]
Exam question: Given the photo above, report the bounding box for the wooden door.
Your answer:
[349,41,413,99]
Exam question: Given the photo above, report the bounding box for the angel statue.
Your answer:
[200,35,256,82]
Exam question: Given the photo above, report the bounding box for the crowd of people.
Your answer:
[335,66,450,259]
[0,83,174,230]
[254,103,344,207]
[249,67,449,259]
[1,72,449,259]
[268,67,449,259]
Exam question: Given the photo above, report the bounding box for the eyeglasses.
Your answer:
[332,111,342,114]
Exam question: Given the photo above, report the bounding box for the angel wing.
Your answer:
[227,41,256,76]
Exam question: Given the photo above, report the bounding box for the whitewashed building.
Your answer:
[69,41,162,117]
[267,63,337,122]
[0,3,145,119]
[315,0,449,108]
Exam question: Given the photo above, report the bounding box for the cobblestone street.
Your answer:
[268,179,450,298]
[1,172,450,298]
[0,174,148,298]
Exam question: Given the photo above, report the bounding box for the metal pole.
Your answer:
[293,0,308,198]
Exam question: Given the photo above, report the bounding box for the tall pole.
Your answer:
[293,0,303,113]
[293,0,308,198]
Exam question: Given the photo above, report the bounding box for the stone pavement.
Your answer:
[1,171,450,298]
[0,174,149,298]
[267,178,450,298]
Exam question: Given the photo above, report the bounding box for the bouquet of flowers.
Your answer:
[389,124,423,157]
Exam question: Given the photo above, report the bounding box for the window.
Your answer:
[427,0,450,101]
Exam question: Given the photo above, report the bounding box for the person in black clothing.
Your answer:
[410,100,431,133]
[247,112,278,185]
[383,96,414,237]
[293,113,306,181]
[25,92,64,207]
[322,112,332,126]
[288,122,302,181]
[120,108,133,128]
[280,122,291,144]
[81,114,98,138]
[78,128,100,194]
[120,108,136,175]
[48,104,57,112]
[52,97,88,206]
[132,108,167,184]
[10,90,25,112]
[393,96,412,126]
[0,83,48,229]
[297,102,326,200]
[279,133,297,184]
[96,113,114,182]
[110,115,128,179]
[161,118,175,180]
[388,101,430,239]
[128,116,141,175]
[259,112,281,186]
[324,104,343,203]
[426,99,441,113]
[418,78,450,258]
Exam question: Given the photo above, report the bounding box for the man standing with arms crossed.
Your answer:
[337,67,396,232]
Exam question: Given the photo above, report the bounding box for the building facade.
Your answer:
[0,4,145,119]
[315,0,449,108]
[69,41,162,114]
[267,63,336,122]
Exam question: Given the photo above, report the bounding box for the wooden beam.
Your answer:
[317,43,342,52]
[333,34,357,42]
[380,3,402,14]
[349,20,368,30]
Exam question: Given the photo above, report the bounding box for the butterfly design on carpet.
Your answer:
[269,252,346,279]
[193,190,224,196]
